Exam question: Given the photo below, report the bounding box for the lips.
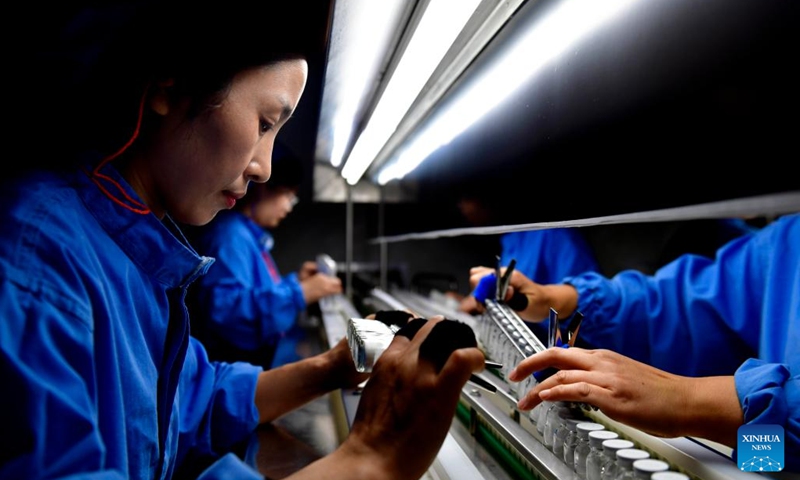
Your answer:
[223,191,244,209]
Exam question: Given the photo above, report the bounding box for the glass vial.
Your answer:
[611,448,650,480]
[631,459,670,479]
[574,422,606,478]
[553,407,585,458]
[585,430,620,480]
[599,439,635,480]
[346,319,394,372]
[651,472,690,480]
[544,403,571,450]
[562,416,585,467]
[536,400,552,435]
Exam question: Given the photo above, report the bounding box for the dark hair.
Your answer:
[16,0,329,174]
[265,147,305,191]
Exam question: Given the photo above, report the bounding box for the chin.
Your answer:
[180,209,219,227]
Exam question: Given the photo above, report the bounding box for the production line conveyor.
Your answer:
[316,288,790,480]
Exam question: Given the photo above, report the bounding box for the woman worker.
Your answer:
[1,2,484,479]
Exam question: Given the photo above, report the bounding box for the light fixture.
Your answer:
[340,0,483,186]
[375,0,638,184]
[324,0,410,169]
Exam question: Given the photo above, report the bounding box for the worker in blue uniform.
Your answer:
[1,2,485,479]
[456,192,601,344]
[497,228,601,343]
[472,213,800,471]
[188,152,342,369]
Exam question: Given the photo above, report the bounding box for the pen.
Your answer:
[468,360,502,393]
[485,360,503,369]
[468,373,497,393]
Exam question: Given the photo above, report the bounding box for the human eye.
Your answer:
[259,118,275,136]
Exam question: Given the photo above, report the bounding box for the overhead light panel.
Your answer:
[324,0,410,168]
[376,0,638,184]
[341,0,483,186]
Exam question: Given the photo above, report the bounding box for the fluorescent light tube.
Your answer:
[341,0,483,185]
[377,0,638,184]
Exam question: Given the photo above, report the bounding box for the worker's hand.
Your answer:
[467,266,495,290]
[458,294,483,314]
[343,316,485,480]
[507,347,742,444]
[328,337,370,390]
[298,261,319,281]
[468,266,578,322]
[300,273,342,304]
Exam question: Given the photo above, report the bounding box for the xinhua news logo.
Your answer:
[738,424,784,472]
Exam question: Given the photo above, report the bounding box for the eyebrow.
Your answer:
[277,96,295,124]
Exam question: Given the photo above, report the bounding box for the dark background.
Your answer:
[14,0,798,295]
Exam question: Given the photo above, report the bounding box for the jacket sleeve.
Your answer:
[564,230,764,377]
[735,359,800,471]
[177,338,262,469]
[566,214,800,469]
[193,225,306,351]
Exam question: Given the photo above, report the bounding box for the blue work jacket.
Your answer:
[500,228,600,285]
[0,165,263,479]
[501,228,600,344]
[189,211,305,365]
[565,213,800,470]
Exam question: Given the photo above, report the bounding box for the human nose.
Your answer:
[246,141,273,183]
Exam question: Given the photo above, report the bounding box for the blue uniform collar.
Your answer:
[73,162,212,288]
[241,214,275,252]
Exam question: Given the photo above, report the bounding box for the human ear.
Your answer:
[148,79,175,116]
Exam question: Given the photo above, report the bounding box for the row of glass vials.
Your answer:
[477,301,692,480]
[477,300,545,400]
[532,400,691,480]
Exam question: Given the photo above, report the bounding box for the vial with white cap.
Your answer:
[611,449,650,480]
[599,439,635,480]
[574,422,606,478]
[585,430,620,480]
[544,404,570,450]
[630,459,670,479]
[536,400,553,435]
[553,407,585,458]
[651,472,690,480]
[562,416,585,467]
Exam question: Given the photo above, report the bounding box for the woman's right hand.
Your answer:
[341,316,485,480]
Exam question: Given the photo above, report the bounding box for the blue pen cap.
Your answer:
[472,272,497,304]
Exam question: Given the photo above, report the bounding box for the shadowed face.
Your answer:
[250,186,299,229]
[129,59,308,225]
